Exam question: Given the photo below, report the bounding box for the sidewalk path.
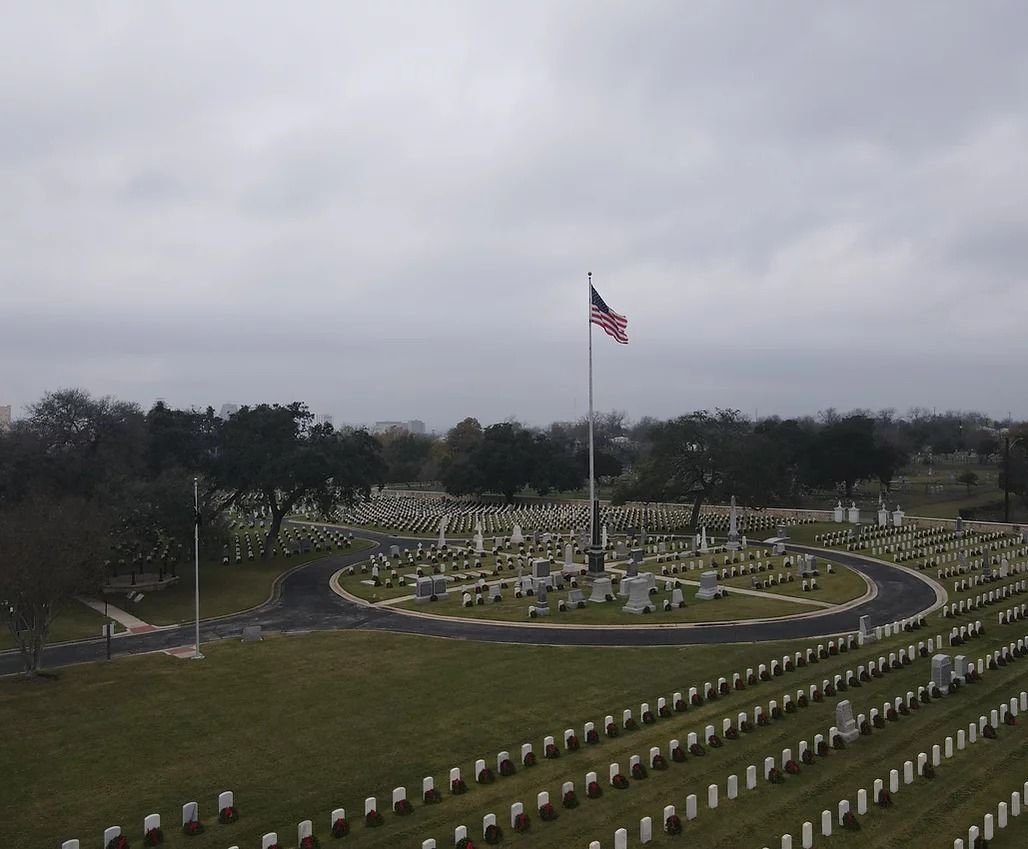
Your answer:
[75,597,160,634]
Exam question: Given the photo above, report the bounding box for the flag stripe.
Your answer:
[589,284,629,344]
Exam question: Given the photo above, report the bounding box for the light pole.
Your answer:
[1004,436,1024,524]
[192,477,203,660]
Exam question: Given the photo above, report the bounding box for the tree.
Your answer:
[377,431,435,484]
[611,410,754,529]
[956,471,979,496]
[805,415,879,498]
[0,494,110,675]
[211,404,384,555]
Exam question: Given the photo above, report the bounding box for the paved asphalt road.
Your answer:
[0,530,940,675]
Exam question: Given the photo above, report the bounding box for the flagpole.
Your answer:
[586,272,604,577]
[588,272,595,532]
[192,476,204,660]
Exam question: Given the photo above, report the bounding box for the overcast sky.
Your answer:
[2,2,1027,431]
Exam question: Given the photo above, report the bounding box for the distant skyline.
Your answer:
[3,3,1027,427]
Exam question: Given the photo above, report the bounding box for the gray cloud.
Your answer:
[2,1,1027,431]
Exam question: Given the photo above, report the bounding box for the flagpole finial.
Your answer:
[588,271,591,279]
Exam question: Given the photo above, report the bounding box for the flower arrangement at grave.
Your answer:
[734,678,745,691]
[861,719,874,735]
[605,722,619,738]
[424,786,442,804]
[797,692,809,708]
[671,744,686,762]
[877,789,892,808]
[562,789,579,808]
[706,687,717,700]
[451,777,468,794]
[477,765,496,784]
[983,723,998,739]
[566,734,581,750]
[859,669,871,682]
[611,772,630,789]
[832,734,846,750]
[499,757,516,776]
[725,725,739,740]
[300,836,321,849]
[689,742,706,756]
[898,701,910,716]
[584,727,600,745]
[784,701,797,714]
[784,759,801,775]
[767,767,785,784]
[144,826,164,847]
[393,798,414,816]
[707,733,723,748]
[544,742,560,759]
[842,811,860,830]
[539,801,558,821]
[631,762,648,779]
[674,696,686,711]
[929,684,942,699]
[365,809,384,827]
[624,716,639,730]
[182,820,205,837]
[512,813,531,833]
[665,814,683,835]
[650,752,669,770]
[1005,712,1017,726]
[331,816,350,837]
[748,671,758,685]
[801,748,815,765]
[484,824,503,844]
[921,763,935,780]
[756,712,770,727]
[770,706,782,720]
[218,806,239,824]
[873,714,886,729]
[691,692,703,706]
[641,709,656,724]
[886,707,898,721]
[454,837,476,849]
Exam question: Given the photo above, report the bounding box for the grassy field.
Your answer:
[0,601,124,653]
[124,540,375,626]
[4,605,1028,849]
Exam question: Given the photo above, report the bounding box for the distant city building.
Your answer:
[0,405,11,432]
[314,413,335,427]
[372,419,426,436]
[219,403,240,420]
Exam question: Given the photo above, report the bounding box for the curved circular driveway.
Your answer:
[0,530,943,674]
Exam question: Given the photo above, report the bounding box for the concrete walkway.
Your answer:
[75,597,160,634]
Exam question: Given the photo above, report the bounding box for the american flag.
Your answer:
[590,285,629,344]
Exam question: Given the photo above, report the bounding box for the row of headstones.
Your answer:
[772,696,1028,849]
[591,662,1028,849]
[941,581,1025,617]
[339,625,971,849]
[949,560,1024,591]
[896,531,1023,564]
[391,621,942,849]
[953,782,1028,848]
[62,792,236,849]
[579,679,1026,849]
[916,539,1028,570]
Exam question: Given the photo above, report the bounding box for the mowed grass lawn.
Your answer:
[4,617,1028,849]
[126,540,375,625]
[0,601,124,653]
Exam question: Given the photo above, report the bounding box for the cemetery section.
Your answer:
[8,607,1028,849]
